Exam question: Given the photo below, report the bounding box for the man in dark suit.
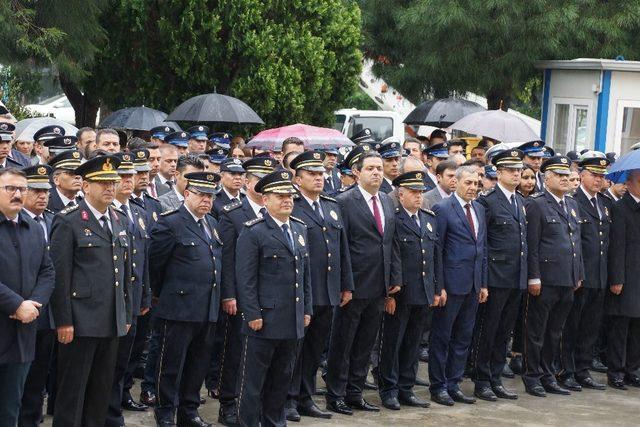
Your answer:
[0,168,55,426]
[212,158,245,219]
[154,144,179,197]
[473,150,527,402]
[285,151,354,420]
[47,150,83,213]
[325,147,402,415]
[105,154,152,426]
[321,148,341,196]
[377,140,402,194]
[429,165,488,406]
[215,157,274,425]
[50,155,133,427]
[158,154,206,212]
[149,172,222,427]
[18,165,57,427]
[235,170,312,427]
[378,171,442,410]
[423,160,457,209]
[606,169,640,390]
[523,155,584,397]
[559,155,611,391]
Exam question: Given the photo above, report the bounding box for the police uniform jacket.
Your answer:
[574,188,610,289]
[235,214,312,340]
[380,178,394,194]
[47,188,74,213]
[131,192,162,229]
[477,187,527,289]
[323,169,341,196]
[606,192,640,317]
[36,209,56,331]
[292,195,354,307]
[393,207,441,306]
[212,188,244,220]
[149,205,222,323]
[158,188,182,213]
[126,202,152,315]
[526,191,584,287]
[50,200,132,338]
[0,211,55,364]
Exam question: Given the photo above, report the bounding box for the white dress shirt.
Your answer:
[246,196,265,218]
[454,193,478,238]
[85,200,112,233]
[358,185,385,231]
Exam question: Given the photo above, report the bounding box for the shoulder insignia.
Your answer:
[145,192,159,202]
[60,204,79,215]
[111,206,125,216]
[482,187,496,196]
[420,208,435,216]
[161,208,179,216]
[293,193,301,200]
[319,194,337,202]
[290,215,306,226]
[565,194,574,199]
[45,208,54,214]
[530,192,544,198]
[600,191,612,200]
[516,189,524,197]
[244,217,264,227]
[223,199,242,212]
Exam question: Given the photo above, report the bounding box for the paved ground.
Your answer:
[42,365,640,426]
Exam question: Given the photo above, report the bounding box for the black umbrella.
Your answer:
[99,106,180,131]
[403,97,485,128]
[166,93,264,125]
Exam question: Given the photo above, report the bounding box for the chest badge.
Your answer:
[81,210,89,221]
[330,210,338,221]
[213,228,220,241]
[84,228,92,236]
[605,207,609,217]
[152,211,158,222]
[571,209,577,218]
[427,222,433,232]
[138,217,146,231]
[298,234,305,247]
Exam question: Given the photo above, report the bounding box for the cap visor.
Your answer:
[300,166,326,173]
[28,182,52,190]
[190,185,217,194]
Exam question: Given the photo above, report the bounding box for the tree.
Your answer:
[91,0,362,128]
[362,0,640,111]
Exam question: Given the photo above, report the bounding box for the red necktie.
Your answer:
[149,181,157,197]
[465,203,476,238]
[372,195,384,236]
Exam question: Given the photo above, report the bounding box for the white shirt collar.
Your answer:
[606,189,619,201]
[85,199,109,222]
[301,192,320,209]
[384,176,393,186]
[183,203,204,221]
[454,192,472,208]
[547,190,565,205]
[437,184,451,199]
[56,188,74,206]
[157,174,170,185]
[23,208,39,219]
[246,196,265,218]
[173,186,184,201]
[497,182,515,201]
[270,215,290,229]
[357,184,378,201]
[630,192,640,204]
[223,187,240,201]
[580,185,597,200]
[403,207,419,218]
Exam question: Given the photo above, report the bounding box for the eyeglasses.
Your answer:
[0,185,27,194]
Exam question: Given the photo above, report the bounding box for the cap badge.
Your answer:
[137,151,145,158]
[123,154,131,161]
[298,234,305,247]
[265,159,272,166]
[54,127,62,134]
[416,172,422,179]
[198,126,204,131]
[363,145,370,151]
[511,151,518,156]
[600,159,607,166]
[181,132,187,138]
[281,172,289,179]
[391,143,396,148]
[330,210,338,221]
[313,153,320,159]
[37,167,47,175]
[103,158,114,171]
[207,174,215,181]
[63,138,71,144]
[560,158,568,164]
[533,142,539,147]
[365,129,370,135]
[233,158,241,164]
[72,151,80,159]
[0,124,7,130]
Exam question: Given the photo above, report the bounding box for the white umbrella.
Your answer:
[14,117,79,142]
[447,109,539,144]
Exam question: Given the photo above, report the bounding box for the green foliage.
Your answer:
[92,0,363,128]
[0,65,46,120]
[342,87,379,110]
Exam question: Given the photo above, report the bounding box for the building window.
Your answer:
[621,107,640,154]
[550,100,591,153]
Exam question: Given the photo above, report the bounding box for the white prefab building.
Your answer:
[535,58,640,155]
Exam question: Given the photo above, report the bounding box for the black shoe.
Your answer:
[542,382,571,395]
[285,407,301,422]
[207,388,219,399]
[474,386,497,402]
[590,357,608,373]
[525,384,546,397]
[492,385,518,400]
[140,390,157,406]
[608,378,628,390]
[381,396,401,410]
[559,376,582,392]
[326,400,353,415]
[156,421,177,427]
[176,416,212,427]
[218,406,239,426]
[345,398,380,412]
[450,389,476,404]
[415,376,430,387]
[624,374,640,387]
[364,380,378,390]
[431,390,454,406]
[298,403,332,419]
[398,393,430,408]
[419,346,429,363]
[577,376,606,390]
[502,363,515,379]
[122,397,149,411]
[509,355,523,375]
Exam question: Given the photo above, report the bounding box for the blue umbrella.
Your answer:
[606,149,640,183]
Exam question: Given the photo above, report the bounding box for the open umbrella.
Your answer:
[404,98,485,127]
[167,93,264,125]
[99,106,180,131]
[448,109,539,144]
[246,124,354,151]
[606,149,640,183]
[14,117,78,142]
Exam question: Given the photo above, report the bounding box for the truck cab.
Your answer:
[334,109,405,142]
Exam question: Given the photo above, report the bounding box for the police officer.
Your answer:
[149,172,222,427]
[473,149,527,401]
[47,150,83,213]
[130,148,163,226]
[321,148,341,196]
[236,170,312,427]
[32,125,66,165]
[286,151,353,420]
[212,158,246,219]
[421,143,450,190]
[378,171,440,410]
[350,128,376,146]
[377,141,403,194]
[216,157,275,426]
[522,155,584,397]
[165,131,190,156]
[50,155,132,427]
[518,141,546,191]
[150,125,176,146]
[186,125,210,154]
[105,153,152,426]
[18,165,57,427]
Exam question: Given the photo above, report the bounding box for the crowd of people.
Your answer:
[0,110,639,427]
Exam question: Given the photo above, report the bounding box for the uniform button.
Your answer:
[573,253,576,257]
[423,261,426,265]
[295,256,298,260]
[133,249,137,254]
[131,277,135,282]
[191,242,195,245]
[210,245,213,250]
[326,240,329,244]
[296,269,299,274]
[295,283,299,288]
[599,232,603,236]
[115,282,119,287]
[132,263,136,268]
[213,284,217,287]
[600,251,604,255]
[296,297,300,302]
[115,268,119,273]
[88,243,93,247]
[422,249,425,254]
[273,255,277,259]
[328,253,332,258]
[422,272,426,276]
[520,252,524,256]
[328,266,332,271]
[213,257,216,261]
[113,255,118,260]
[323,227,327,232]
[72,292,77,297]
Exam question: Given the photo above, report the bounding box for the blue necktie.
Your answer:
[281,223,294,251]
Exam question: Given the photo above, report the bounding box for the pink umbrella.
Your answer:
[246,123,354,151]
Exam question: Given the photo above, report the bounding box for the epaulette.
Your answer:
[516,189,524,197]
[60,204,79,215]
[144,192,159,202]
[320,194,337,203]
[222,199,242,212]
[566,194,574,199]
[600,191,612,200]
[44,208,54,215]
[244,217,264,227]
[161,208,179,216]
[530,192,544,198]
[420,208,435,216]
[290,215,307,226]
[480,187,496,197]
